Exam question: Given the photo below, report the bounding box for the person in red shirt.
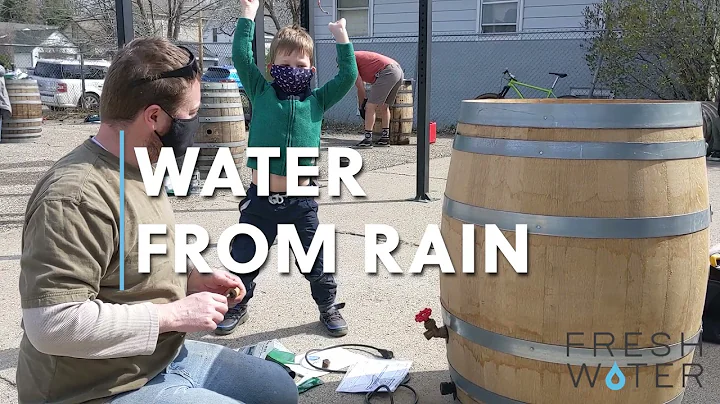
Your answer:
[354,50,403,147]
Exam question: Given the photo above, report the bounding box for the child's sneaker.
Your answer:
[214,303,249,335]
[320,303,348,337]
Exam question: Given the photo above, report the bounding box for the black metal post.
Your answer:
[115,0,134,48]
[300,0,316,87]
[415,0,431,202]
[252,2,266,71]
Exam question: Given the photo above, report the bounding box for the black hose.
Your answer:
[303,344,418,403]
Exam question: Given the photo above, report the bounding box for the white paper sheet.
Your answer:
[336,359,413,393]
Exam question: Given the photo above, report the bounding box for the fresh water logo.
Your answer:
[565,332,704,390]
[605,362,625,390]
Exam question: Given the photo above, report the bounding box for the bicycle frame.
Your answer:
[500,78,557,99]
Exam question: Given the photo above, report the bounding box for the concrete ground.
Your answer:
[0,120,719,403]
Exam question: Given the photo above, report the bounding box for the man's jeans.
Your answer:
[109,340,299,403]
[230,183,337,311]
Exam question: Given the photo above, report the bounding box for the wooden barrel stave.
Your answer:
[195,82,246,181]
[441,98,709,403]
[1,79,43,143]
[390,80,413,145]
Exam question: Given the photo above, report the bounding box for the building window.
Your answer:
[212,28,218,42]
[336,0,369,37]
[480,0,519,33]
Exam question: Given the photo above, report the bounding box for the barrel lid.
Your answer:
[458,99,704,129]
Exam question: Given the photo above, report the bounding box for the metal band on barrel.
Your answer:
[201,103,243,109]
[4,127,42,132]
[449,365,525,403]
[450,364,686,404]
[192,141,246,148]
[459,100,703,128]
[199,116,244,123]
[9,101,42,105]
[453,134,706,160]
[6,118,43,124]
[442,196,710,239]
[442,308,700,367]
[201,83,240,90]
[201,92,240,98]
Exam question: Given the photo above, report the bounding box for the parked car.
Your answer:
[30,59,110,111]
[201,65,252,123]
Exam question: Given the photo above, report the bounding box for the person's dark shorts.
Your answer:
[368,64,403,106]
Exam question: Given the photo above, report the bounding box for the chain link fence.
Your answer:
[1,29,611,130]
[315,29,609,129]
[0,42,113,117]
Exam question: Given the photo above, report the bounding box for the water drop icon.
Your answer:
[605,362,626,391]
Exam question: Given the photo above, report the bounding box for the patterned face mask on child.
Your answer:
[270,65,314,95]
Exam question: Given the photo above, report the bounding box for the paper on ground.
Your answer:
[336,359,413,393]
[235,339,292,360]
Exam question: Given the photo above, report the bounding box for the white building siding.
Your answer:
[522,0,597,31]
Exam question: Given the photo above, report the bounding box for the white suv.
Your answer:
[31,59,110,110]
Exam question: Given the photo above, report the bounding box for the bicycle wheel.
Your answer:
[475,93,501,100]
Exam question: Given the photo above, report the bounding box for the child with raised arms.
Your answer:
[215,0,358,337]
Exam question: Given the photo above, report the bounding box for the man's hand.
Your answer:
[188,269,247,305]
[328,18,349,44]
[359,98,367,119]
[239,0,260,20]
[157,292,229,333]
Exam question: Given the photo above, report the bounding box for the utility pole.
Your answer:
[415,0,431,202]
[115,0,133,48]
[198,11,204,72]
[252,2,266,71]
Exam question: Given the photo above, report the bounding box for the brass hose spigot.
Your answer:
[415,308,448,341]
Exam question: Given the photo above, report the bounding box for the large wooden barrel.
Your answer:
[440,99,709,404]
[1,79,43,143]
[195,82,246,181]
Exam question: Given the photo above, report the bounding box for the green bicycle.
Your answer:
[476,69,577,99]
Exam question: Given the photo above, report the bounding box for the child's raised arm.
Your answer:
[232,0,269,101]
[313,19,358,111]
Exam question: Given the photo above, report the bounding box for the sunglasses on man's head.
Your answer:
[130,46,199,87]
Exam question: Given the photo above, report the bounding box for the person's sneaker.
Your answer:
[320,303,348,337]
[355,137,373,148]
[375,136,390,147]
[214,304,249,335]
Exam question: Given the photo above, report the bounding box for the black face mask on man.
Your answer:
[154,107,199,158]
[128,45,201,159]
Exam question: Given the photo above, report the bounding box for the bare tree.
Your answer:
[210,0,300,38]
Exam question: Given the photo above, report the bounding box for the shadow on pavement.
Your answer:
[297,369,455,404]
[197,322,329,350]
[0,348,18,372]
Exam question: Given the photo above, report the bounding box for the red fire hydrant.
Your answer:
[429,121,437,144]
[415,308,448,341]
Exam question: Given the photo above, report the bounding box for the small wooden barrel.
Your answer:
[195,82,246,181]
[1,79,43,143]
[389,79,413,145]
[441,99,709,403]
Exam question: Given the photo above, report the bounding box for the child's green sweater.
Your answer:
[232,18,358,177]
